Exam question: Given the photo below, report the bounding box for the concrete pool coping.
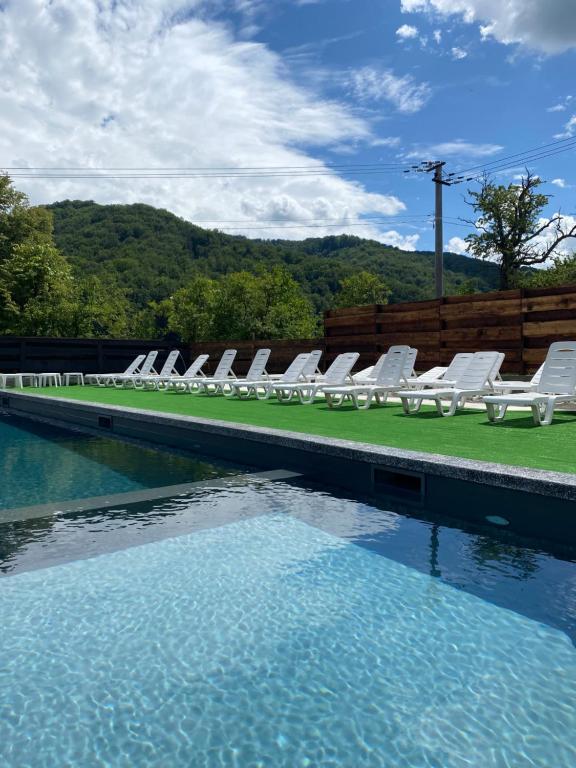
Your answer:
[4,390,576,504]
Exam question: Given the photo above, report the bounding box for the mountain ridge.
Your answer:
[47,199,500,312]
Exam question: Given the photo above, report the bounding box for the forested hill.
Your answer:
[48,200,500,312]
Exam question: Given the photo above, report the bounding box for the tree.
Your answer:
[521,253,576,289]
[335,271,391,307]
[0,242,77,335]
[0,174,53,262]
[69,277,133,338]
[464,172,576,290]
[168,275,218,342]
[210,268,317,341]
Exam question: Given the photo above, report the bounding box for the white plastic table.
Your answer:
[36,373,62,387]
[63,372,84,386]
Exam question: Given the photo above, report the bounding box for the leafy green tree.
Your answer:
[211,268,317,341]
[335,271,391,307]
[0,241,77,335]
[521,253,576,289]
[69,277,133,338]
[168,275,218,342]
[134,299,174,340]
[464,172,576,289]
[455,277,483,296]
[0,174,53,262]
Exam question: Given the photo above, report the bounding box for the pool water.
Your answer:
[0,413,237,511]
[1,472,576,767]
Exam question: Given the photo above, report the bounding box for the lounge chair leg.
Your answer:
[401,397,421,415]
[356,391,373,410]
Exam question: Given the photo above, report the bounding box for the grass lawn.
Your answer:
[20,385,576,475]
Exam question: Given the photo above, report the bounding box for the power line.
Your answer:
[448,135,576,177]
[5,169,416,180]
[1,161,409,171]
[446,139,576,185]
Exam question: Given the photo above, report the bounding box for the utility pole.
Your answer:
[433,161,447,299]
[410,159,449,299]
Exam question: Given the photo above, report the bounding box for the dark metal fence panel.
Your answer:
[0,338,188,374]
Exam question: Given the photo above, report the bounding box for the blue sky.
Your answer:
[0,0,575,254]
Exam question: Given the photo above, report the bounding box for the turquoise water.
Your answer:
[1,483,576,767]
[0,414,236,510]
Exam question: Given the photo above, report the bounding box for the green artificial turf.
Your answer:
[20,385,576,474]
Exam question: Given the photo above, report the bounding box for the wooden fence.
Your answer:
[3,285,576,376]
[324,285,576,374]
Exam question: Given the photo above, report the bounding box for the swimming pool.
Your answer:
[0,413,239,512]
[1,418,576,766]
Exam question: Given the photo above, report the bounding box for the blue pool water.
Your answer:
[0,414,237,510]
[1,474,576,767]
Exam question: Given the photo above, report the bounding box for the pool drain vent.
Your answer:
[485,515,510,527]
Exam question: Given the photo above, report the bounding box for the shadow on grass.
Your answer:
[389,409,480,420]
[479,413,576,430]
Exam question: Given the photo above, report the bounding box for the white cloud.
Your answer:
[551,178,567,188]
[451,46,468,58]
[533,214,576,259]
[0,0,408,242]
[380,231,421,250]
[401,0,576,54]
[396,24,419,39]
[446,236,470,254]
[406,139,503,158]
[350,67,432,113]
[555,115,576,138]
[548,104,567,112]
[433,29,443,43]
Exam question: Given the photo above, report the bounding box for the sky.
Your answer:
[0,0,575,254]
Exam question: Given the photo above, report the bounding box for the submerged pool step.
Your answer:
[0,469,302,525]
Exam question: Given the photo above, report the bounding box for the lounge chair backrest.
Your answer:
[140,351,159,376]
[537,342,576,394]
[213,349,237,379]
[371,353,388,380]
[183,354,209,378]
[302,350,323,377]
[416,366,447,382]
[488,352,505,382]
[280,353,311,382]
[403,348,417,378]
[531,362,545,385]
[245,349,271,381]
[124,354,146,376]
[375,346,409,386]
[444,353,474,381]
[324,352,360,385]
[354,354,387,382]
[454,351,501,390]
[157,350,181,377]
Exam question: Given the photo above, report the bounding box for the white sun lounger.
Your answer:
[323,346,411,409]
[112,351,159,388]
[272,352,360,404]
[483,342,576,426]
[132,350,182,390]
[250,351,323,400]
[174,349,237,393]
[490,363,545,394]
[404,353,474,389]
[85,354,146,387]
[353,347,417,384]
[164,354,211,391]
[398,351,502,417]
[201,349,271,396]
